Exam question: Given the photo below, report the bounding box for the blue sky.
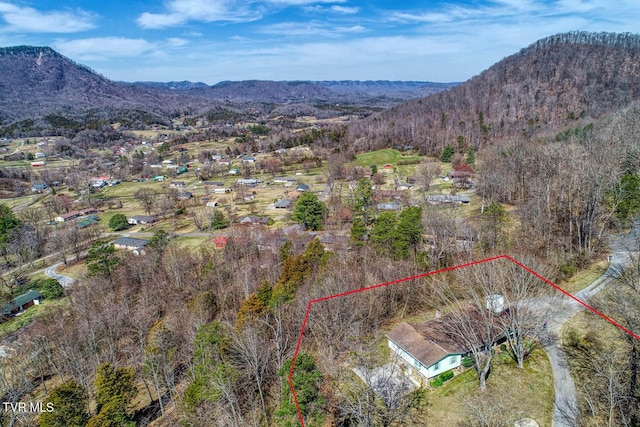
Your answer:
[1,0,639,84]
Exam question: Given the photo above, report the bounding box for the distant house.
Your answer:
[2,290,42,318]
[206,201,218,208]
[55,211,81,222]
[213,187,232,194]
[241,156,256,163]
[31,183,48,193]
[296,183,310,192]
[228,168,241,175]
[153,176,165,182]
[127,215,157,225]
[274,176,296,184]
[236,178,261,186]
[34,152,46,159]
[376,202,401,211]
[427,195,471,205]
[238,216,270,226]
[30,161,45,167]
[203,181,224,187]
[170,181,185,188]
[114,237,148,254]
[178,192,193,200]
[273,199,292,209]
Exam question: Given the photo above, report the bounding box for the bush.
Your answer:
[462,357,474,368]
[440,371,454,382]
[431,371,454,388]
[108,214,129,231]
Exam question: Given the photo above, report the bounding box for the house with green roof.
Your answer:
[2,290,42,318]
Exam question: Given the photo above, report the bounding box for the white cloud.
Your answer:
[330,5,359,14]
[137,0,348,29]
[0,2,96,33]
[257,21,365,37]
[53,37,157,61]
[137,0,262,29]
[266,0,344,4]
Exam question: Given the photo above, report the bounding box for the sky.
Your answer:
[1,0,639,84]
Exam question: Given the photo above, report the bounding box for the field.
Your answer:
[355,148,422,167]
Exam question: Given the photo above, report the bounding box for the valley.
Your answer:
[0,31,639,427]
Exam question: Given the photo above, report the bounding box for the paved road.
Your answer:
[545,219,639,427]
[44,262,74,287]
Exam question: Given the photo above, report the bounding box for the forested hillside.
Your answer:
[346,31,640,154]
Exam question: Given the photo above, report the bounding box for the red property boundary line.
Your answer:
[287,254,640,426]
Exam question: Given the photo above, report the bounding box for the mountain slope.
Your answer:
[0,46,185,124]
[346,31,640,154]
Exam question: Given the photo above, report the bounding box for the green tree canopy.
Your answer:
[370,212,398,254]
[37,277,65,299]
[614,173,640,222]
[440,144,455,162]
[108,213,129,231]
[292,193,326,231]
[393,206,423,259]
[39,381,89,427]
[276,352,325,423]
[211,210,230,230]
[0,204,21,250]
[86,240,120,280]
[353,178,375,226]
[90,362,136,426]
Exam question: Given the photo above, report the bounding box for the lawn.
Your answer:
[428,349,554,426]
[355,148,422,167]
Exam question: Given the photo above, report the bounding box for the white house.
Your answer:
[127,215,157,225]
[386,321,464,382]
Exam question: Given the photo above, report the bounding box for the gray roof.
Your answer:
[114,237,148,248]
[428,194,471,203]
[130,215,156,222]
[274,199,292,208]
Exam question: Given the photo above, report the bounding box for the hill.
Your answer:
[0,46,194,127]
[132,79,457,103]
[0,45,456,134]
[346,31,640,154]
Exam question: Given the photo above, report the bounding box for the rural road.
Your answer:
[44,261,75,287]
[545,219,639,427]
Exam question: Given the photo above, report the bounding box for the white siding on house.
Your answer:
[388,340,462,379]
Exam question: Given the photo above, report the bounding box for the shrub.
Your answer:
[440,371,454,382]
[462,357,474,368]
[431,371,454,388]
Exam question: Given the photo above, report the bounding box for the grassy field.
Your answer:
[355,148,422,167]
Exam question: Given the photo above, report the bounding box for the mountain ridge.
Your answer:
[346,31,640,154]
